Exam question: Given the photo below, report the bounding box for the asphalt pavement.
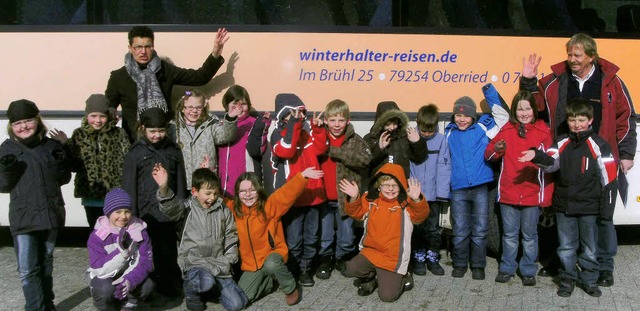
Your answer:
[2,226,640,311]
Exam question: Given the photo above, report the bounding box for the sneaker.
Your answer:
[557,278,575,297]
[522,276,536,286]
[425,250,445,276]
[315,258,334,280]
[471,268,485,280]
[403,272,414,291]
[580,283,602,297]
[597,270,614,287]
[357,278,378,296]
[413,261,427,276]
[299,272,315,287]
[451,267,467,278]
[494,272,514,283]
[285,287,302,305]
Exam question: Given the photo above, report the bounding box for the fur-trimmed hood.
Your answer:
[369,109,410,138]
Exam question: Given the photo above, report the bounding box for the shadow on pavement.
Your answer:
[56,287,90,311]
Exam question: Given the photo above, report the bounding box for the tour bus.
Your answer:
[1,2,640,254]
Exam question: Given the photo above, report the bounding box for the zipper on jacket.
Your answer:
[246,217,259,269]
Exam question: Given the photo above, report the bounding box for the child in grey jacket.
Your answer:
[153,164,247,311]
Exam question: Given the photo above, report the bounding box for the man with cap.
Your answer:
[445,83,509,280]
[87,187,154,311]
[106,25,230,142]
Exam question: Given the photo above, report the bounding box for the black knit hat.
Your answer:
[85,94,111,115]
[7,99,39,123]
[452,96,477,119]
[139,107,169,128]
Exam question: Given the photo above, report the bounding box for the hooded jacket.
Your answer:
[0,137,71,235]
[520,57,637,163]
[345,163,429,275]
[122,137,187,223]
[157,189,239,277]
[485,119,554,207]
[68,117,130,200]
[228,173,308,272]
[363,104,428,180]
[270,93,327,207]
[87,216,153,289]
[532,128,618,219]
[445,83,510,191]
[173,112,237,188]
[410,127,451,202]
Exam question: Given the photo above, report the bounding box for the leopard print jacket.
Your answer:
[68,118,130,199]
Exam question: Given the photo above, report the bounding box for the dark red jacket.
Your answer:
[485,120,553,207]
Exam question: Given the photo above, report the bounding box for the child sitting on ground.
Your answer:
[229,167,324,305]
[153,165,248,311]
[87,188,154,311]
[339,163,429,302]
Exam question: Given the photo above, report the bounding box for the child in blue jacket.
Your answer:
[410,104,451,276]
[445,83,509,280]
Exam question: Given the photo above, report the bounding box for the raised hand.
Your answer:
[199,155,210,169]
[407,178,422,201]
[339,179,359,199]
[48,128,68,144]
[212,28,230,58]
[302,167,324,179]
[379,131,391,150]
[406,127,419,143]
[228,102,241,118]
[151,163,168,188]
[312,111,324,127]
[522,53,542,79]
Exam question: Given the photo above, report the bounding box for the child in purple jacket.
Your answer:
[87,188,154,311]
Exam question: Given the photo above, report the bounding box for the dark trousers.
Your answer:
[144,220,182,293]
[344,254,404,302]
[90,277,154,311]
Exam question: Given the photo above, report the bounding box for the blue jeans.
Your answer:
[451,184,489,269]
[184,267,248,311]
[556,213,599,285]
[597,217,617,272]
[14,229,58,311]
[318,201,356,260]
[283,203,321,272]
[499,204,539,276]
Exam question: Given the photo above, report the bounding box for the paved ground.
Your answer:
[2,226,640,311]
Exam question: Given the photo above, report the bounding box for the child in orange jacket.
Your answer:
[228,167,324,306]
[339,163,429,302]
